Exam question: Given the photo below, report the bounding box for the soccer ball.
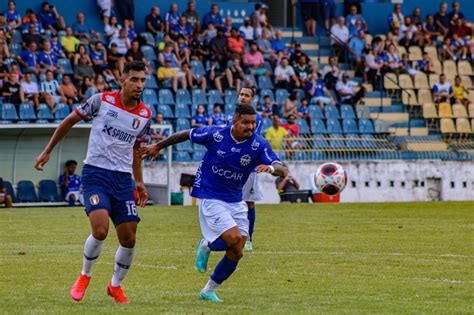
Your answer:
[314,162,347,195]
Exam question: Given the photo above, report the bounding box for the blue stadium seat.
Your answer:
[326,118,342,133]
[224,89,238,105]
[359,119,375,134]
[275,89,289,106]
[140,32,156,46]
[141,45,157,61]
[258,76,274,89]
[193,143,206,151]
[159,89,175,105]
[176,89,192,105]
[313,134,329,149]
[3,181,18,202]
[263,61,273,74]
[260,89,275,102]
[296,119,310,133]
[18,103,36,121]
[308,105,324,119]
[192,150,206,161]
[12,29,22,43]
[343,119,359,134]
[58,58,73,74]
[3,58,15,72]
[262,118,272,131]
[157,104,174,119]
[54,103,70,121]
[190,60,206,78]
[325,105,340,119]
[8,43,21,56]
[345,134,362,149]
[293,89,306,103]
[175,103,191,118]
[142,89,159,105]
[208,90,224,107]
[174,152,192,161]
[340,105,356,119]
[17,180,38,202]
[176,118,191,130]
[192,89,207,105]
[361,134,377,149]
[38,180,61,202]
[176,141,192,151]
[145,74,159,89]
[244,75,257,88]
[146,104,157,121]
[1,103,19,122]
[37,103,54,122]
[225,103,235,114]
[329,134,346,149]
[311,119,327,134]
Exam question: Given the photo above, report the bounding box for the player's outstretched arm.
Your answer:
[35,112,82,171]
[133,142,148,208]
[137,129,191,160]
[255,163,288,177]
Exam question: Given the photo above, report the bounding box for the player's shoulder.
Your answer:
[102,91,152,119]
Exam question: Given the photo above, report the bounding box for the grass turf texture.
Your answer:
[0,202,472,314]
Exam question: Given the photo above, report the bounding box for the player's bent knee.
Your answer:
[119,235,136,248]
[227,247,244,261]
[92,227,108,241]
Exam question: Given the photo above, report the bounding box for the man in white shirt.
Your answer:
[433,73,454,104]
[109,28,131,55]
[21,72,40,107]
[398,16,417,45]
[274,57,297,90]
[330,16,349,62]
[336,72,367,106]
[322,56,341,90]
[239,18,254,41]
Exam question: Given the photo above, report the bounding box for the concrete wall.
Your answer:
[143,160,474,204]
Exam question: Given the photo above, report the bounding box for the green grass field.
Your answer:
[0,202,473,314]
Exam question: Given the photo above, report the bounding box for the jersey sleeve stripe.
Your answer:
[74,108,92,121]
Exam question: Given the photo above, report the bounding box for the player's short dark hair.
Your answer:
[66,160,77,167]
[235,104,256,117]
[123,61,147,75]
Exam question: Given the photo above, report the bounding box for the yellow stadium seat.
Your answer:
[443,60,457,77]
[414,74,429,89]
[469,103,474,118]
[409,46,422,61]
[398,74,414,89]
[425,46,438,61]
[458,60,473,76]
[468,91,474,103]
[440,118,456,134]
[397,46,407,56]
[417,89,433,104]
[432,60,442,74]
[452,104,468,118]
[438,102,452,118]
[402,89,418,106]
[429,74,439,88]
[423,103,438,119]
[384,73,399,90]
[471,119,474,132]
[460,76,472,89]
[456,118,472,134]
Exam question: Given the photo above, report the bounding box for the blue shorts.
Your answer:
[82,164,139,227]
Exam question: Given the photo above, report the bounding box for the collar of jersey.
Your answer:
[229,126,249,144]
[116,91,141,113]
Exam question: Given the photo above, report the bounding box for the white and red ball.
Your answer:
[314,162,347,196]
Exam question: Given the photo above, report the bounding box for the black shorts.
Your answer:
[301,2,320,21]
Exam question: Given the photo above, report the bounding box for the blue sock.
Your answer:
[248,207,256,241]
[208,238,229,251]
[68,199,75,207]
[210,255,238,284]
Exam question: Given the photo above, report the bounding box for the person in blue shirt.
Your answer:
[72,12,100,43]
[307,74,336,109]
[139,104,287,303]
[165,3,181,33]
[348,30,366,69]
[22,13,44,35]
[209,104,226,126]
[171,16,192,40]
[202,4,224,30]
[38,40,60,73]
[271,30,286,53]
[19,42,40,76]
[192,104,210,127]
[5,0,21,30]
[346,4,367,32]
[37,2,65,33]
[59,160,83,207]
[50,33,65,58]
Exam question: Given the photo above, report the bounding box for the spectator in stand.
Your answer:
[323,56,341,90]
[165,3,181,33]
[348,30,366,73]
[0,13,9,33]
[19,41,39,76]
[145,7,164,36]
[258,95,275,118]
[410,7,423,26]
[79,76,96,101]
[416,52,434,74]
[433,73,454,104]
[22,13,44,35]
[424,15,441,42]
[123,19,136,41]
[59,75,78,107]
[93,74,110,93]
[37,2,65,33]
[184,62,206,91]
[9,62,23,82]
[388,4,404,33]
[239,18,254,42]
[439,37,456,61]
[398,16,417,48]
[5,1,21,30]
[298,97,312,129]
[159,42,181,70]
[97,0,112,25]
[171,16,192,40]
[209,103,226,126]
[59,160,83,207]
[274,57,297,90]
[104,16,122,41]
[460,43,474,61]
[256,30,274,62]
[109,28,130,56]
[73,44,92,67]
[336,72,366,106]
[209,27,227,66]
[40,70,63,111]
[225,58,245,92]
[330,17,349,61]
[183,1,200,32]
[115,0,135,28]
[451,33,469,58]
[293,55,312,90]
[265,115,288,152]
[451,18,472,38]
[90,41,109,74]
[207,59,225,96]
[299,0,318,37]
[157,59,179,93]
[202,4,223,30]
[22,22,42,48]
[72,12,100,43]
[61,27,82,58]
[151,113,170,140]
[191,104,209,127]
[50,33,65,58]
[189,31,209,61]
[223,16,233,37]
[21,73,39,107]
[74,55,95,83]
[321,0,336,32]
[448,1,465,27]
[202,22,217,44]
[384,44,406,75]
[307,73,336,110]
[0,177,13,208]
[453,75,470,109]
[282,114,303,141]
[283,91,299,119]
[2,73,24,105]
[227,27,245,59]
[0,29,9,58]
[434,2,450,36]
[401,53,422,76]
[276,173,300,193]
[289,43,309,65]
[39,40,62,74]
[243,41,271,77]
[0,55,9,82]
[271,30,286,54]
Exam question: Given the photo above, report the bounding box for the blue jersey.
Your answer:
[189,126,280,202]
[192,114,209,126]
[210,113,226,126]
[226,112,263,135]
[59,174,82,193]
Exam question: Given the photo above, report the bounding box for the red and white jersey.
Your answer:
[75,91,151,174]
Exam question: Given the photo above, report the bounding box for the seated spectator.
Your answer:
[0,13,10,33]
[265,115,288,152]
[157,59,179,93]
[227,28,245,59]
[348,30,367,72]
[401,53,422,76]
[410,7,423,25]
[39,40,62,74]
[322,56,341,90]
[256,30,274,62]
[73,44,92,66]
[274,57,298,90]
[150,112,170,141]
[434,2,450,36]
[207,59,225,96]
[202,22,217,44]
[189,31,209,61]
[171,16,192,40]
[191,104,209,127]
[281,114,303,155]
[107,42,125,79]
[108,28,131,56]
[50,33,65,58]
[61,27,82,57]
[298,97,312,128]
[209,104,226,126]
[398,16,417,48]
[174,35,191,65]
[364,47,383,85]
[21,72,39,107]
[439,37,456,61]
[93,74,110,93]
[331,16,349,60]
[388,4,404,33]
[453,75,470,109]
[79,76,95,101]
[424,15,441,42]
[5,1,22,30]
[223,16,233,37]
[0,177,12,208]
[450,33,469,58]
[9,62,23,82]
[104,16,122,41]
[346,4,368,32]
[460,43,474,61]
[271,30,286,54]
[293,55,312,90]
[59,75,78,107]
[123,18,136,41]
[243,41,271,77]
[22,23,43,48]
[72,12,100,43]
[307,73,336,109]
[283,91,299,119]
[59,160,83,207]
[21,13,44,35]
[74,55,95,83]
[385,44,406,75]
[433,73,454,104]
[202,4,223,30]
[126,39,152,73]
[239,18,254,42]
[165,3,181,33]
[336,72,366,106]
[183,62,205,92]
[159,42,181,69]
[40,70,63,111]
[0,55,9,81]
[450,18,471,38]
[416,52,434,74]
[90,41,109,74]
[19,42,39,76]
[225,58,245,92]
[145,6,164,36]
[37,2,65,33]
[209,27,227,66]
[0,29,9,58]
[257,95,275,118]
[2,73,24,105]
[183,1,200,32]
[276,174,300,193]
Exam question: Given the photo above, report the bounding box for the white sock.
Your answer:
[202,279,220,293]
[202,239,210,252]
[111,246,135,287]
[82,234,105,277]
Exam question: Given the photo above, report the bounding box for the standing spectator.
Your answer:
[274,57,297,90]
[265,115,288,152]
[344,0,363,15]
[307,73,336,109]
[145,7,164,36]
[191,104,209,127]
[321,0,336,31]
[388,4,404,33]
[202,4,223,30]
[330,17,349,60]
[209,27,227,66]
[239,18,254,42]
[171,16,192,40]
[157,59,179,93]
[73,55,95,83]
[416,52,434,74]
[59,160,83,207]
[299,0,318,37]
[243,41,271,77]
[346,4,368,32]
[19,42,39,76]
[434,2,450,36]
[398,17,417,48]
[60,27,81,57]
[256,30,274,62]
[183,1,200,32]
[97,0,112,25]
[5,0,21,30]
[2,73,24,105]
[37,2,65,33]
[433,73,454,104]
[104,16,122,41]
[115,0,135,28]
[0,177,12,208]
[40,70,63,111]
[39,40,61,74]
[336,72,366,106]
[223,16,233,37]
[225,58,245,92]
[59,75,78,107]
[209,104,226,126]
[72,12,100,43]
[293,55,312,89]
[410,8,423,26]
[227,27,245,59]
[448,1,464,27]
[108,28,131,56]
[165,3,181,33]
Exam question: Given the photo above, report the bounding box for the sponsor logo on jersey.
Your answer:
[139,109,148,116]
[216,150,226,157]
[211,165,244,181]
[105,95,115,104]
[231,147,241,153]
[213,131,223,142]
[132,118,141,129]
[194,163,203,188]
[264,148,273,162]
[90,195,100,206]
[102,125,136,143]
[251,139,260,150]
[107,109,118,118]
[240,154,251,166]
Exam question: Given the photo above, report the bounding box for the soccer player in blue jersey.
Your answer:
[139,104,287,302]
[59,160,83,207]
